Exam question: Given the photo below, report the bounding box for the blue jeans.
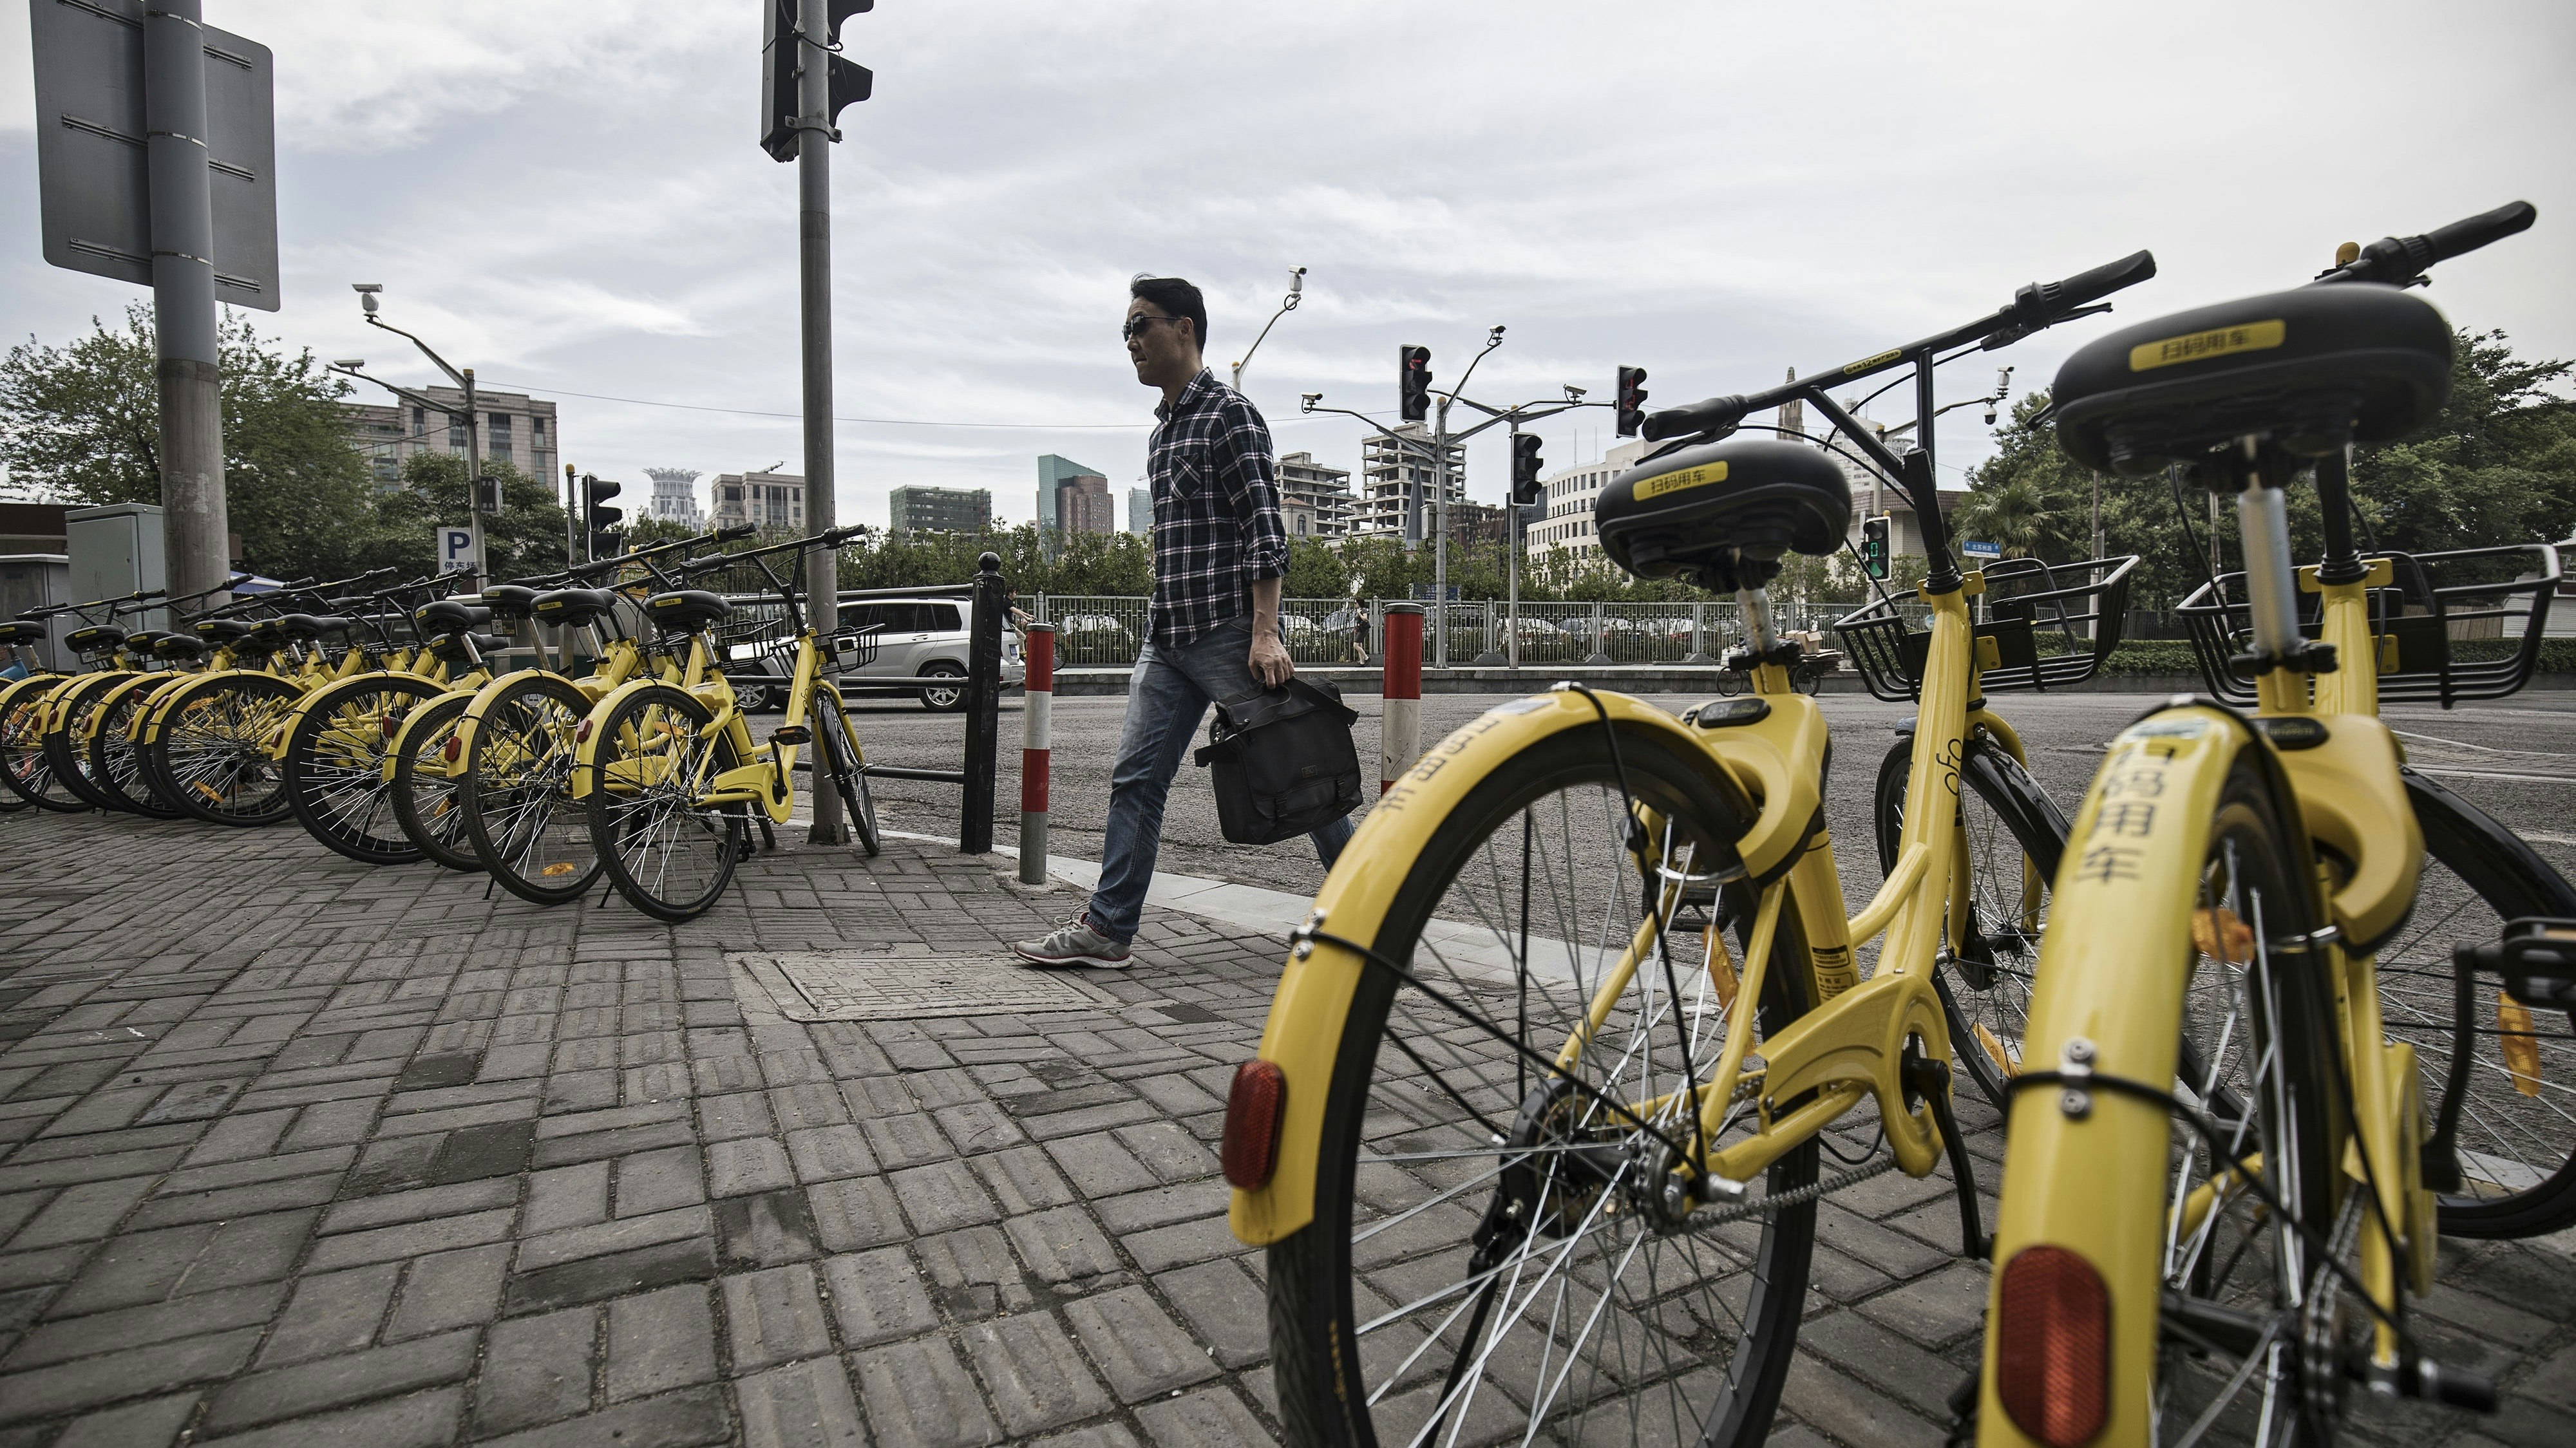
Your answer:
[1086,615,1355,943]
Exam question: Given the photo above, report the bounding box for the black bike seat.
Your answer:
[193,618,254,644]
[1597,437,1853,588]
[415,599,493,634]
[479,585,540,620]
[531,588,620,626]
[643,589,732,634]
[1,620,45,646]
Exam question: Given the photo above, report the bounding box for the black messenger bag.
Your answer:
[1192,678,1363,845]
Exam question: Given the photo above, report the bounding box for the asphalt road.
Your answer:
[824,684,2576,914]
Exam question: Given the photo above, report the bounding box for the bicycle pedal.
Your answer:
[770,725,811,745]
[2456,917,2576,1009]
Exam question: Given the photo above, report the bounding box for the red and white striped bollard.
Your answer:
[1019,624,1054,885]
[1379,603,1423,795]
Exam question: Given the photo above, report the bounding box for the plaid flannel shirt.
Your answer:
[1146,368,1289,650]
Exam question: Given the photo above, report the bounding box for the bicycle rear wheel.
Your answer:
[41,674,131,812]
[1267,724,1819,1448]
[88,679,184,818]
[0,677,79,813]
[284,676,442,864]
[814,690,879,857]
[463,674,602,905]
[391,693,482,872]
[585,684,746,922]
[149,672,300,825]
[1873,729,2064,1109]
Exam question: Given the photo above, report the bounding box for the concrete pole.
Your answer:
[144,0,229,603]
[1432,397,1450,669]
[797,0,846,844]
[464,368,486,583]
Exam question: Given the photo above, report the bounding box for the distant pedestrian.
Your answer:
[1343,600,1370,663]
[1013,275,1354,970]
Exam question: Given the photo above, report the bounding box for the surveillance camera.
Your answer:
[332,359,365,370]
[350,283,382,293]
[1984,408,1998,427]
[361,294,379,315]
[1564,384,1588,401]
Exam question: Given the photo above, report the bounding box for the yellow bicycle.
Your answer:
[1976,203,2541,1447]
[1221,253,2157,1448]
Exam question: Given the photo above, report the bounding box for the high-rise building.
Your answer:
[711,471,806,532]
[339,388,559,491]
[889,485,992,536]
[1055,473,1115,537]
[1276,451,1355,540]
[643,468,705,526]
[1528,440,1647,559]
[1128,486,1150,536]
[1036,455,1110,536]
[1355,424,1465,542]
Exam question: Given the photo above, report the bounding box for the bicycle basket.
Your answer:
[1833,554,2138,702]
[2176,543,2560,707]
[825,625,882,672]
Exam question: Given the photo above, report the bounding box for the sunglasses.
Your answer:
[1122,314,1188,342]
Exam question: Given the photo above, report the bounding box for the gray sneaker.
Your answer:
[1012,914,1133,970]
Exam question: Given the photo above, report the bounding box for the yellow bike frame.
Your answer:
[569,625,858,829]
[1981,552,2432,1445]
[1233,574,2024,1244]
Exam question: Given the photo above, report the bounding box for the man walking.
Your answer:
[1014,276,1354,969]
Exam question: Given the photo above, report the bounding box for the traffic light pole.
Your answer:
[796,0,846,846]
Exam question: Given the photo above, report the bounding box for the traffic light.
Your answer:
[472,475,503,516]
[1615,366,1649,438]
[1861,515,1891,579]
[1511,433,1545,506]
[762,0,873,164]
[583,474,623,531]
[1398,345,1432,423]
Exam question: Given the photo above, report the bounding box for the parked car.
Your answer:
[728,594,1025,712]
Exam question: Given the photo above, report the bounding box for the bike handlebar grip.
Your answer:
[717,525,757,541]
[826,525,868,545]
[2029,250,2157,317]
[1640,393,1749,442]
[2422,200,2535,266]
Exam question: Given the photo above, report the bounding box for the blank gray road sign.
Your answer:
[29,0,279,311]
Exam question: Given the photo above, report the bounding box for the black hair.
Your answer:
[1128,275,1208,355]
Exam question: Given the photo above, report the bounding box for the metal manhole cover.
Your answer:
[734,948,1124,1021]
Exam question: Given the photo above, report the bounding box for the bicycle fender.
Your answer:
[1980,702,2278,1448]
[1229,688,1754,1247]
[266,668,445,760]
[567,675,674,798]
[444,666,577,774]
[75,673,158,744]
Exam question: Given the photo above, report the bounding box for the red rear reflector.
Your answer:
[1996,1245,2112,1447]
[442,736,463,764]
[576,718,593,744]
[1221,1060,1287,1189]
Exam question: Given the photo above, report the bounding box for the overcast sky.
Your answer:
[7,0,2572,530]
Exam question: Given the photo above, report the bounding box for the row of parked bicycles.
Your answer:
[0,525,882,922]
[1231,203,2576,1448]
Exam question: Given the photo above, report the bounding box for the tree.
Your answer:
[0,305,379,578]
[363,453,571,582]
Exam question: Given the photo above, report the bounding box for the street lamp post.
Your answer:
[1230,267,1305,397]
[343,284,486,582]
[1429,326,1505,668]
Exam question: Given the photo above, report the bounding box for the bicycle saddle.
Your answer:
[193,618,254,644]
[65,625,124,653]
[531,588,620,626]
[2053,282,2452,475]
[274,614,352,641]
[1,620,45,646]
[415,599,493,634]
[643,589,732,634]
[480,585,540,620]
[425,630,509,666]
[1596,437,1852,590]
[151,634,207,663]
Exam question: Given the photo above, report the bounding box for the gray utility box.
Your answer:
[68,503,167,631]
[0,554,72,670]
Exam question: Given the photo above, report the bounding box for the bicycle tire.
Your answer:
[41,673,133,813]
[0,675,78,812]
[2392,770,2576,1238]
[2153,751,2349,1444]
[146,672,301,825]
[462,673,604,905]
[1712,669,1745,698]
[86,677,184,818]
[1872,729,2067,1111]
[390,692,483,872]
[584,683,745,922]
[1267,724,1819,1448]
[814,688,880,857]
[1791,663,1823,696]
[283,675,444,864]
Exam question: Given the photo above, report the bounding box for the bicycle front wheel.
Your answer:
[813,690,880,857]
[0,676,79,813]
[1872,728,2065,1109]
[390,692,481,873]
[584,684,746,922]
[463,674,602,905]
[88,678,184,818]
[1267,724,1820,1448]
[284,676,442,864]
[42,674,132,813]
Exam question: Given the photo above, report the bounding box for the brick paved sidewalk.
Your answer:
[3,811,2571,1448]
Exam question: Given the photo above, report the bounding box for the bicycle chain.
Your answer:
[1694,1154,1898,1227]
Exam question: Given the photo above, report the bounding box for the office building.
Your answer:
[643,468,705,526]
[1449,500,1510,547]
[1276,451,1355,539]
[341,388,558,490]
[1055,473,1115,537]
[711,471,806,532]
[1036,455,1111,536]
[889,485,992,536]
[1128,487,1150,536]
[1354,424,1466,541]
[1528,440,1647,559]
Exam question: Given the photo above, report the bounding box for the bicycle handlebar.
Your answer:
[1642,249,2156,442]
[2314,200,2535,287]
